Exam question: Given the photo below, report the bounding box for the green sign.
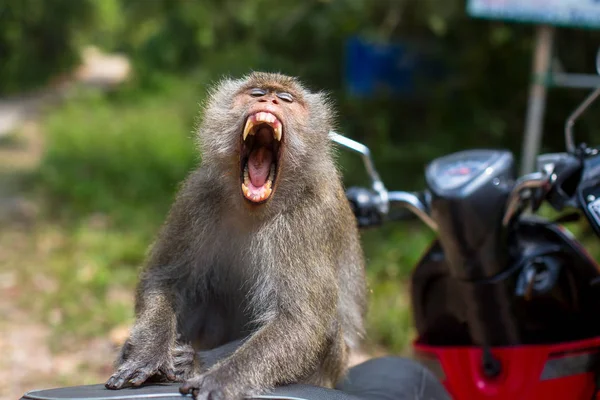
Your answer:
[467,0,600,29]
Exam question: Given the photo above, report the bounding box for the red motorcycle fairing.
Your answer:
[410,221,600,399]
[413,337,600,400]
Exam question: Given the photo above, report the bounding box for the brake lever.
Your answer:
[502,170,555,227]
[388,191,438,231]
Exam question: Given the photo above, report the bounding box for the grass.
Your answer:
[38,83,199,225]
[14,80,203,349]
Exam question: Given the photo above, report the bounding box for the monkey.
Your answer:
[104,72,367,400]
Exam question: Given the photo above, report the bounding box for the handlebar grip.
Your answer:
[345,187,383,228]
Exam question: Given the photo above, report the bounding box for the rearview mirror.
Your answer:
[564,46,600,153]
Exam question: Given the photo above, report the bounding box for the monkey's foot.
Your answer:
[179,374,233,400]
[105,359,177,389]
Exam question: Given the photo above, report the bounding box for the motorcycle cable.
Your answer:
[481,346,502,378]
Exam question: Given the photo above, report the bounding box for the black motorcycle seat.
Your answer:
[21,383,359,400]
[21,356,451,400]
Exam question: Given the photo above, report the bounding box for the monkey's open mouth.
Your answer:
[240,111,282,203]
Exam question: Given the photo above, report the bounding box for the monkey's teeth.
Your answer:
[242,182,250,197]
[241,182,273,202]
[244,111,283,142]
[243,119,254,141]
[274,125,282,141]
[262,186,272,200]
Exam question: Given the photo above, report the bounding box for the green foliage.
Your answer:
[40,224,141,340]
[0,0,95,94]
[37,82,200,226]
[25,82,202,342]
[363,225,436,352]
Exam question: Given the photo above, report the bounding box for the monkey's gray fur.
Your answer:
[105,72,367,400]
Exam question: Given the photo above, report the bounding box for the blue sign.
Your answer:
[467,0,600,29]
[344,36,420,98]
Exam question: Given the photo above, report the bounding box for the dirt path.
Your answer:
[0,49,130,400]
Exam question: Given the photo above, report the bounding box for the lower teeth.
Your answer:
[242,163,276,201]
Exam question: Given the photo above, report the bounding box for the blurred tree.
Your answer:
[3,0,600,181]
[0,0,95,95]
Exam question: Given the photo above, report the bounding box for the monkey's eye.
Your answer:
[276,92,294,103]
[249,88,267,97]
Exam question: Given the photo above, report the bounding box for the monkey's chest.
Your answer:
[190,270,256,350]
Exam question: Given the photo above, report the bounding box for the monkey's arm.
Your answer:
[106,195,198,388]
[105,287,178,389]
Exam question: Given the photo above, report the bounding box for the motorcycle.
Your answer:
[20,50,600,400]
[332,48,600,400]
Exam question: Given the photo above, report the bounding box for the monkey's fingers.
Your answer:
[179,383,197,397]
[179,376,225,400]
[158,366,178,382]
[173,343,195,356]
[130,369,155,387]
[105,369,136,390]
[173,346,196,367]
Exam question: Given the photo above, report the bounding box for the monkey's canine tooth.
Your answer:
[274,125,282,141]
[241,183,250,197]
[243,119,254,141]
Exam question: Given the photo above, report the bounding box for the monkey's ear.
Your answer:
[204,76,241,106]
[306,91,337,128]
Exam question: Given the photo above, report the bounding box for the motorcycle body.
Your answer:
[410,149,600,400]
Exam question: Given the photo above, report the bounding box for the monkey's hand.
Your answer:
[105,340,177,389]
[179,372,241,400]
[105,354,177,389]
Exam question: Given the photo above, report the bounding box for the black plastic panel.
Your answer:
[21,383,360,400]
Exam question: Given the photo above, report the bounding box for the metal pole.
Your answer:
[520,25,555,175]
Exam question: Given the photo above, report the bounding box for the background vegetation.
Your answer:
[3,0,600,375]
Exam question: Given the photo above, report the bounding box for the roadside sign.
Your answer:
[467,0,600,29]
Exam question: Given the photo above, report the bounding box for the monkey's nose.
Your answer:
[259,96,279,105]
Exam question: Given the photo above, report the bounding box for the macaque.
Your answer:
[105,72,367,400]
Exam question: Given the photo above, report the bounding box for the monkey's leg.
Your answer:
[179,316,329,400]
[106,293,178,389]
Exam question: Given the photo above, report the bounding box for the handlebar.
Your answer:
[329,131,437,230]
[345,186,437,229]
[331,132,590,232]
[329,132,389,215]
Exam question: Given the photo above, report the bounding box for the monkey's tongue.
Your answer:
[248,147,273,187]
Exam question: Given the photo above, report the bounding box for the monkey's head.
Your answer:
[198,72,336,211]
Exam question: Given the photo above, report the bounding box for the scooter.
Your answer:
[20,51,600,400]
[332,48,600,400]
